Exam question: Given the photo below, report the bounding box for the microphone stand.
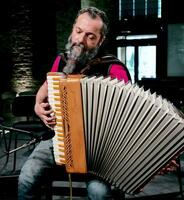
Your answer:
[0,124,54,172]
[0,124,37,154]
[8,137,40,154]
[0,124,53,155]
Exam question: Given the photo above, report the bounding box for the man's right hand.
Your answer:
[34,102,56,129]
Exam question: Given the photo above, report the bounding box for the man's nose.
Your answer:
[77,33,86,44]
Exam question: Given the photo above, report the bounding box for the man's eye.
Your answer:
[88,35,95,40]
[76,29,82,33]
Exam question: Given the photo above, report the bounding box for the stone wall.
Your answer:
[0,0,116,94]
[10,1,35,93]
[0,0,80,94]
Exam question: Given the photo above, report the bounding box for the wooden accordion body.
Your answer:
[47,73,87,173]
[47,72,184,194]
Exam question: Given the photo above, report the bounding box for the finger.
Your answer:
[43,115,55,122]
[45,123,55,129]
[41,102,53,112]
[41,102,50,108]
[44,110,54,116]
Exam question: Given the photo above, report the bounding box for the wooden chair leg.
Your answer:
[112,187,125,200]
[44,179,53,200]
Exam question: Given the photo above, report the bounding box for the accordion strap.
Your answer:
[68,173,73,200]
[51,53,131,82]
[80,54,132,81]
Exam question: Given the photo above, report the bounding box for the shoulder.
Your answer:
[109,64,131,83]
[94,54,132,82]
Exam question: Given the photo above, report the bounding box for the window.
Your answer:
[138,46,156,80]
[119,0,162,20]
[117,35,157,83]
[118,46,135,82]
[167,24,184,77]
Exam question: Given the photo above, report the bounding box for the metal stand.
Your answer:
[0,124,41,171]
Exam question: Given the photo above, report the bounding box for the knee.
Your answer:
[18,160,43,199]
[87,180,112,199]
[18,157,43,187]
[18,163,35,188]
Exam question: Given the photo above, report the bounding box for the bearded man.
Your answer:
[18,7,131,200]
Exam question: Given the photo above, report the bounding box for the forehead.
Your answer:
[74,13,103,35]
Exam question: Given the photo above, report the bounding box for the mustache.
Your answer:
[68,43,85,61]
[64,37,99,70]
[63,42,85,74]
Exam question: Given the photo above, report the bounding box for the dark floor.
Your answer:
[1,94,184,200]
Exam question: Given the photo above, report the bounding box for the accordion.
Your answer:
[47,72,184,194]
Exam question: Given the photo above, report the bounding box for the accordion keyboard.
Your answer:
[47,73,66,165]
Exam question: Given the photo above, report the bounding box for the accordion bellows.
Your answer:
[47,72,184,194]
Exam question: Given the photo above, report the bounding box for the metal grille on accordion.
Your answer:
[47,72,184,195]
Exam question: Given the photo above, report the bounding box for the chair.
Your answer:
[11,91,48,132]
[6,91,48,171]
[11,91,44,131]
[44,166,125,200]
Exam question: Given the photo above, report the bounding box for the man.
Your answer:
[18,7,131,200]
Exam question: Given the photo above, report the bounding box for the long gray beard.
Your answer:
[63,40,99,74]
